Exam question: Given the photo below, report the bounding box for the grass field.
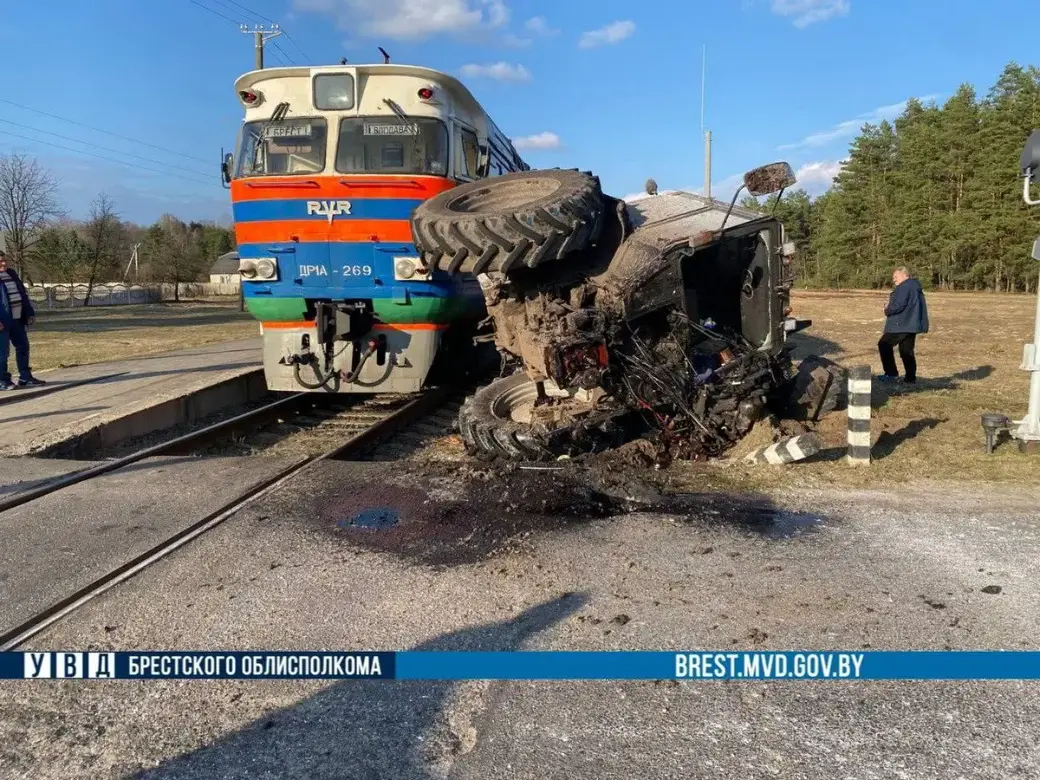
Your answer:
[14,292,1040,488]
[20,301,259,372]
[681,289,1040,490]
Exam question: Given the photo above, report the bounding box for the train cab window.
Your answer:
[235,118,328,177]
[455,127,480,179]
[335,117,449,176]
[314,73,355,110]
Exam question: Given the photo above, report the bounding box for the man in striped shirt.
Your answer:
[0,250,44,390]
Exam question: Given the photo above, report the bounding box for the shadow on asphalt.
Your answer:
[132,592,588,780]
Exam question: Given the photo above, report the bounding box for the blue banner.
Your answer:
[4,651,1040,681]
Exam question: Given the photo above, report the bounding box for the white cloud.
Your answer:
[794,160,843,194]
[771,0,849,28]
[578,20,635,49]
[512,132,561,150]
[778,96,938,151]
[525,16,558,35]
[292,0,509,41]
[459,62,531,81]
[502,32,531,47]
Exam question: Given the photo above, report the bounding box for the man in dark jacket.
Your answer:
[0,250,45,390]
[878,266,929,384]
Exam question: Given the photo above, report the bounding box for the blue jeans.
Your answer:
[0,319,32,383]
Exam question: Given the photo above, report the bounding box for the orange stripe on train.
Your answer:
[231,175,458,202]
[235,219,414,245]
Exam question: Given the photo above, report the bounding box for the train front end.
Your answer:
[225,64,490,393]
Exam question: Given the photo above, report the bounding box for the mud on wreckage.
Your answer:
[409,162,844,464]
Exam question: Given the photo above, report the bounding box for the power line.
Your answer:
[186,0,240,25]
[280,31,312,63]
[269,39,296,66]
[219,0,314,62]
[0,98,213,165]
[221,0,277,24]
[0,130,216,187]
[0,117,212,178]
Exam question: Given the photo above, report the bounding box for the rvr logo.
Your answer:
[306,200,352,223]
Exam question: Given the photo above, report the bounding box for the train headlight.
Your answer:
[393,256,431,280]
[394,258,416,279]
[239,259,258,279]
[255,258,278,280]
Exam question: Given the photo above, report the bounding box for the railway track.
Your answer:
[0,384,461,651]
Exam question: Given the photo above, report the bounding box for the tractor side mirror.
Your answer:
[743,161,797,197]
[1032,235,1040,262]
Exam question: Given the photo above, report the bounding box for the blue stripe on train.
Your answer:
[232,198,423,222]
[237,241,469,300]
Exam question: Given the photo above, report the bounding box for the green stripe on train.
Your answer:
[245,294,484,324]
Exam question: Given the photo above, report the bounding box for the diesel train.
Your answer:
[222,62,530,393]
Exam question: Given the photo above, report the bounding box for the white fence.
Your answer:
[27,282,241,308]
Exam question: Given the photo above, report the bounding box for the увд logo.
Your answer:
[306,200,352,223]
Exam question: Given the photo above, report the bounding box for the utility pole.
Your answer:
[701,44,712,201]
[122,243,140,284]
[704,131,712,201]
[240,24,281,70]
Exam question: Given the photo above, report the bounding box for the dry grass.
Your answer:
[21,301,259,371]
[674,289,1040,490]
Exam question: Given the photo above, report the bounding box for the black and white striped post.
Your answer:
[847,365,872,464]
[744,433,822,465]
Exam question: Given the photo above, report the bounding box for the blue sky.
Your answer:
[0,0,1036,225]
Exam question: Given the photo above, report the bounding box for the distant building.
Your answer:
[210,251,240,286]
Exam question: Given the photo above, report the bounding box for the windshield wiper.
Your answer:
[251,101,291,172]
[382,98,410,121]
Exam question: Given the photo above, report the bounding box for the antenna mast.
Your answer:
[240,24,282,70]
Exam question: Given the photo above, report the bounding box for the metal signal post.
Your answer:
[1013,130,1040,451]
[240,24,281,70]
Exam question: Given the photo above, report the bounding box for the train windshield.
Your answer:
[335,117,449,176]
[236,117,328,177]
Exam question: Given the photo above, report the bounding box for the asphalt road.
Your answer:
[1,460,1038,779]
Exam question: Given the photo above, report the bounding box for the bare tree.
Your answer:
[0,153,63,278]
[81,193,125,304]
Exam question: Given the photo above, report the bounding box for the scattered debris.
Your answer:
[981,585,1003,595]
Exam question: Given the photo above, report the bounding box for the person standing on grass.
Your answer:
[0,249,45,390]
[878,266,929,384]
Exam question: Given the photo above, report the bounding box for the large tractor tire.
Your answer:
[411,169,607,275]
[787,355,848,422]
[458,373,552,460]
[458,373,631,461]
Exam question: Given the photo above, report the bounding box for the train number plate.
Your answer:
[342,264,373,277]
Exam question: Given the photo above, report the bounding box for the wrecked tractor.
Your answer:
[409,163,826,462]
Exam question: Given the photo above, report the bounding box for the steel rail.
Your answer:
[0,391,319,514]
[0,385,454,650]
